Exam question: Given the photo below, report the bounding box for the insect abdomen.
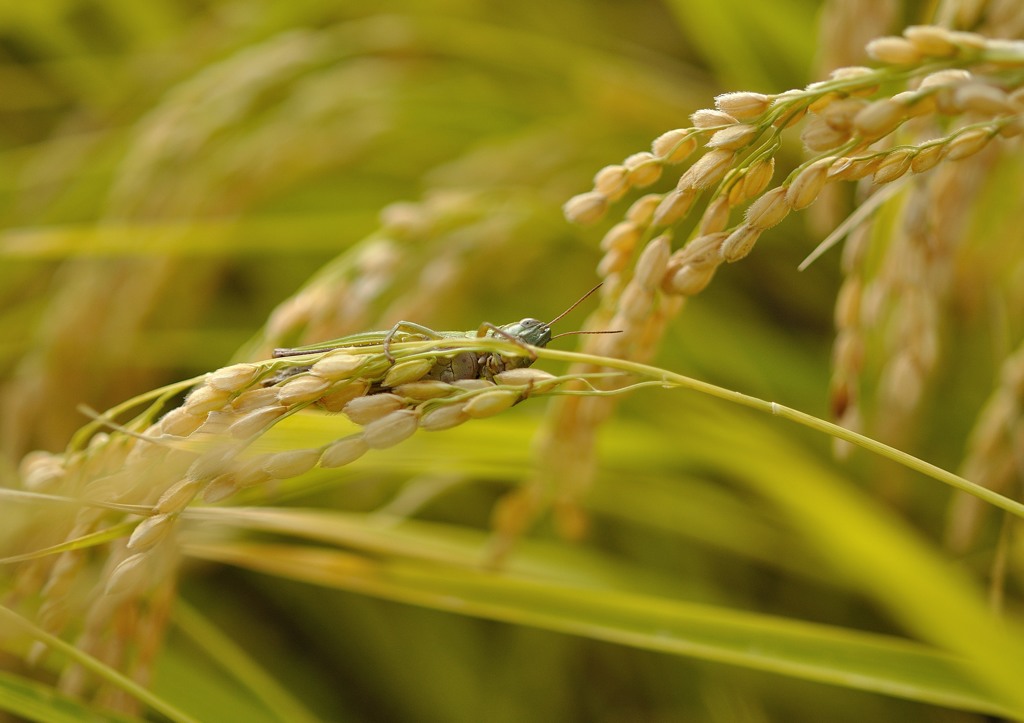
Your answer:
[424,351,479,383]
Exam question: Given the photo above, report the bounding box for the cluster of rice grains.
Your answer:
[549,25,1023,547]
[11,336,565,705]
[566,26,1022,296]
[6,179,566,709]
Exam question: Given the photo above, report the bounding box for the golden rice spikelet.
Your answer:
[808,90,845,114]
[680,149,735,189]
[203,473,240,503]
[652,188,697,227]
[919,68,972,90]
[105,553,150,597]
[362,409,420,449]
[720,224,762,262]
[786,158,833,210]
[920,71,970,114]
[830,65,875,81]
[866,36,923,64]
[33,559,70,608]
[600,221,642,253]
[593,165,630,200]
[624,152,663,187]
[155,478,204,515]
[801,116,850,152]
[382,358,435,388]
[343,393,406,425]
[229,406,287,438]
[673,232,728,269]
[187,444,244,481]
[853,99,906,139]
[317,381,370,412]
[651,130,697,164]
[231,387,279,412]
[833,277,862,330]
[310,352,365,381]
[944,128,992,160]
[184,385,232,416]
[707,124,759,151]
[493,368,556,386]
[714,91,771,120]
[872,150,915,184]
[820,98,868,131]
[392,380,456,400]
[828,155,881,181]
[626,194,662,225]
[832,329,865,373]
[700,196,731,234]
[665,264,716,296]
[597,246,631,278]
[419,404,471,431]
[39,553,79,601]
[156,407,205,437]
[206,364,261,392]
[690,109,736,128]
[277,374,332,405]
[910,145,945,174]
[745,187,790,230]
[633,235,671,291]
[320,435,369,467]
[954,83,1012,115]
[881,353,924,412]
[946,28,986,50]
[563,192,608,226]
[234,458,272,489]
[903,25,959,57]
[739,158,775,201]
[724,180,745,208]
[890,91,935,118]
[620,283,653,322]
[463,389,520,418]
[260,449,321,478]
[197,410,236,436]
[126,514,177,552]
[772,102,808,129]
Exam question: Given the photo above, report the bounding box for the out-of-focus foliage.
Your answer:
[2,1,1024,722]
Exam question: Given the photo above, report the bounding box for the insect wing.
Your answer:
[272,330,391,358]
[272,328,467,358]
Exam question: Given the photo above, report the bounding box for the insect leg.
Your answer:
[383,321,444,362]
[475,322,537,360]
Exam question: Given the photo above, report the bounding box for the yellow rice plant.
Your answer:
[2,3,1024,721]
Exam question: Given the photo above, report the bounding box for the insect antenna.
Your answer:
[543,283,620,341]
[546,282,604,327]
[549,329,622,341]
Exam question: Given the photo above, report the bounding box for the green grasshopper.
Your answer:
[271,283,616,383]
